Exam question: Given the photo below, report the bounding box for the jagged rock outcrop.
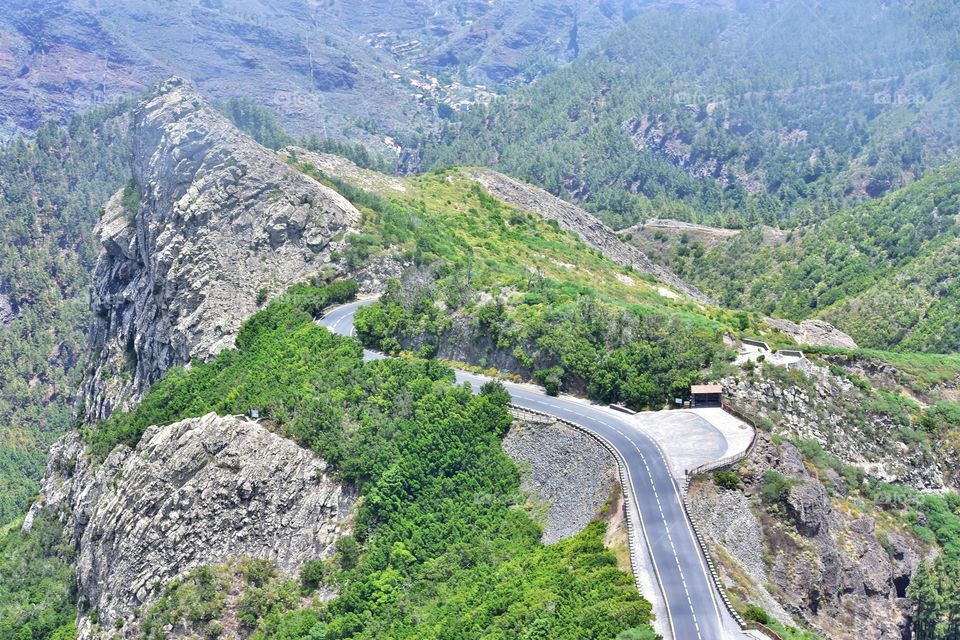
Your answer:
[620,115,767,195]
[503,417,618,544]
[686,480,796,625]
[281,147,409,194]
[690,434,925,640]
[462,168,710,302]
[22,430,101,542]
[764,317,859,349]
[70,413,353,637]
[80,77,359,422]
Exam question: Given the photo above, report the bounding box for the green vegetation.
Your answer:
[140,564,231,638]
[759,470,795,514]
[0,514,78,640]
[775,433,960,639]
[680,162,960,351]
[83,279,360,462]
[420,1,960,230]
[713,470,741,491]
[908,493,960,639]
[739,360,957,494]
[0,104,132,526]
[299,559,325,594]
[744,605,820,640]
[808,347,960,397]
[221,98,295,151]
[83,281,655,638]
[283,161,737,409]
[356,278,726,409]
[291,160,707,310]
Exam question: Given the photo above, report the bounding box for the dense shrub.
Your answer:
[0,513,78,640]
[93,281,656,639]
[713,470,741,490]
[358,280,725,410]
[760,471,795,512]
[745,604,771,624]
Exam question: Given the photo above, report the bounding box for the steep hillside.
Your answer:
[690,434,930,640]
[0,103,131,526]
[5,77,706,639]
[419,0,960,229]
[677,161,960,352]
[12,279,657,640]
[283,149,712,311]
[822,241,960,353]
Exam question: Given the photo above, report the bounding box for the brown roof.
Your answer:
[690,384,723,394]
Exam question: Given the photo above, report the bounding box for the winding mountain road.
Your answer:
[320,299,748,640]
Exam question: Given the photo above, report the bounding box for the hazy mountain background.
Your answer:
[0,0,672,145]
[420,0,960,228]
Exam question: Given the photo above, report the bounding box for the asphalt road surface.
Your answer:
[320,299,743,640]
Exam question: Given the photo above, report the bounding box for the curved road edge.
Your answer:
[319,298,751,640]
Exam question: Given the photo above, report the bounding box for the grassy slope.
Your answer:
[289,155,742,329]
[288,156,757,408]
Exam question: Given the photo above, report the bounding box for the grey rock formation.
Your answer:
[463,168,710,302]
[0,289,15,323]
[22,430,101,540]
[80,77,360,422]
[281,148,409,195]
[503,418,618,544]
[764,317,859,349]
[690,434,923,640]
[74,413,353,637]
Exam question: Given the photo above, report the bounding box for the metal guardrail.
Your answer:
[511,401,781,640]
[686,399,760,477]
[679,490,749,631]
[746,621,787,640]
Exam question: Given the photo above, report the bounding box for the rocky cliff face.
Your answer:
[29,413,353,638]
[764,317,859,350]
[80,77,359,422]
[21,78,366,637]
[80,414,352,637]
[690,434,925,640]
[503,416,618,544]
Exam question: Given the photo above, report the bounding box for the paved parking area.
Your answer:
[624,408,754,479]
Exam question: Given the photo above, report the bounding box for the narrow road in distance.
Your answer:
[321,299,748,640]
